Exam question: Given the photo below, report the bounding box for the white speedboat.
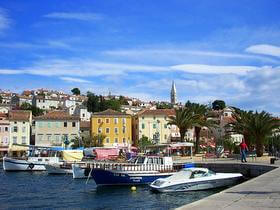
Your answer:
[149,167,243,192]
[3,156,60,171]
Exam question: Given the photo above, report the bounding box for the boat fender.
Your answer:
[28,163,34,170]
[84,168,90,176]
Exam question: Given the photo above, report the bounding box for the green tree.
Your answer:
[230,110,279,156]
[86,92,100,112]
[20,102,44,116]
[212,100,226,110]
[0,95,3,103]
[185,102,217,154]
[71,88,81,95]
[168,108,197,142]
[156,103,173,109]
[92,133,106,147]
[138,135,153,152]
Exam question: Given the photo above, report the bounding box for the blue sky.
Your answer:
[0,0,280,115]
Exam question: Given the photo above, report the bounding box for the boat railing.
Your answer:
[88,162,174,172]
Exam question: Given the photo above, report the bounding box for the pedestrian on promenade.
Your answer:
[239,139,248,163]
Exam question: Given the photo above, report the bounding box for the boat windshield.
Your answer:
[165,170,192,182]
[190,169,216,179]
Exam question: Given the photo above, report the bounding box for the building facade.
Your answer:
[91,109,132,147]
[8,110,32,156]
[0,113,9,156]
[34,111,80,147]
[133,109,178,145]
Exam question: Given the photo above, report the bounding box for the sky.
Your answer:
[0,0,280,115]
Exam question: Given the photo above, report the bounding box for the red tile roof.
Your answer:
[92,109,130,117]
[34,111,79,121]
[138,109,175,116]
[9,110,31,121]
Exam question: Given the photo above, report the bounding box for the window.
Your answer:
[72,122,76,127]
[55,134,60,142]
[153,116,156,120]
[122,118,126,124]
[164,124,167,129]
[13,136,17,144]
[123,138,126,143]
[98,119,101,123]
[122,126,126,134]
[106,119,110,123]
[48,122,51,128]
[142,116,144,119]
[5,127,8,132]
[14,122,17,124]
[98,128,102,134]
[114,127,118,134]
[38,134,43,141]
[106,128,110,134]
[82,113,85,117]
[153,124,156,129]
[164,134,167,140]
[114,138,118,143]
[114,118,118,124]
[22,126,26,133]
[23,122,25,124]
[22,136,26,144]
[47,134,52,141]
[64,122,67,127]
[106,137,110,143]
[142,124,145,129]
[13,126,18,133]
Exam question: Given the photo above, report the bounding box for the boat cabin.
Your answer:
[133,156,173,166]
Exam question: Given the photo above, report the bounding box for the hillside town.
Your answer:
[0,82,249,158]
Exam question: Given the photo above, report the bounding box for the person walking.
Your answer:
[239,139,248,163]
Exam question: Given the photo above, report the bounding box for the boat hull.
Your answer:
[72,164,92,179]
[91,168,174,186]
[150,176,242,192]
[45,164,72,174]
[3,157,46,171]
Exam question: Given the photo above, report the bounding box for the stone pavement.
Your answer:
[177,159,280,210]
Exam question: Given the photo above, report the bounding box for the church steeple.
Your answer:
[171,81,177,105]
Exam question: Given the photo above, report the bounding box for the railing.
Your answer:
[88,162,174,172]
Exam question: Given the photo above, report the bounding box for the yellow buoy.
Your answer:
[131,186,137,191]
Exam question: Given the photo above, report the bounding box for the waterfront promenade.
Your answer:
[178,157,280,210]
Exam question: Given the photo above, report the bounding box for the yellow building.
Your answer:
[91,109,132,147]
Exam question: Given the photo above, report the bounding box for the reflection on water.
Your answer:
[0,166,228,210]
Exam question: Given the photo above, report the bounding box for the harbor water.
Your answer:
[0,165,226,210]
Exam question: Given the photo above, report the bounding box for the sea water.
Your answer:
[0,165,225,210]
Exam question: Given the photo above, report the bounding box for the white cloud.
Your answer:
[0,69,25,74]
[44,12,104,21]
[245,44,280,58]
[0,40,71,49]
[0,8,10,33]
[103,48,279,64]
[170,64,257,75]
[60,77,91,83]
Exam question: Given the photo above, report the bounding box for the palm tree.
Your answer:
[168,108,197,142]
[248,111,279,156]
[230,110,279,157]
[185,102,216,154]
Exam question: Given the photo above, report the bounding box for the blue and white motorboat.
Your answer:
[149,167,243,192]
[90,156,176,186]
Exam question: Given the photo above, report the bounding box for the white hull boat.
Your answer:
[3,156,60,171]
[72,163,92,179]
[150,167,243,192]
[45,162,73,174]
